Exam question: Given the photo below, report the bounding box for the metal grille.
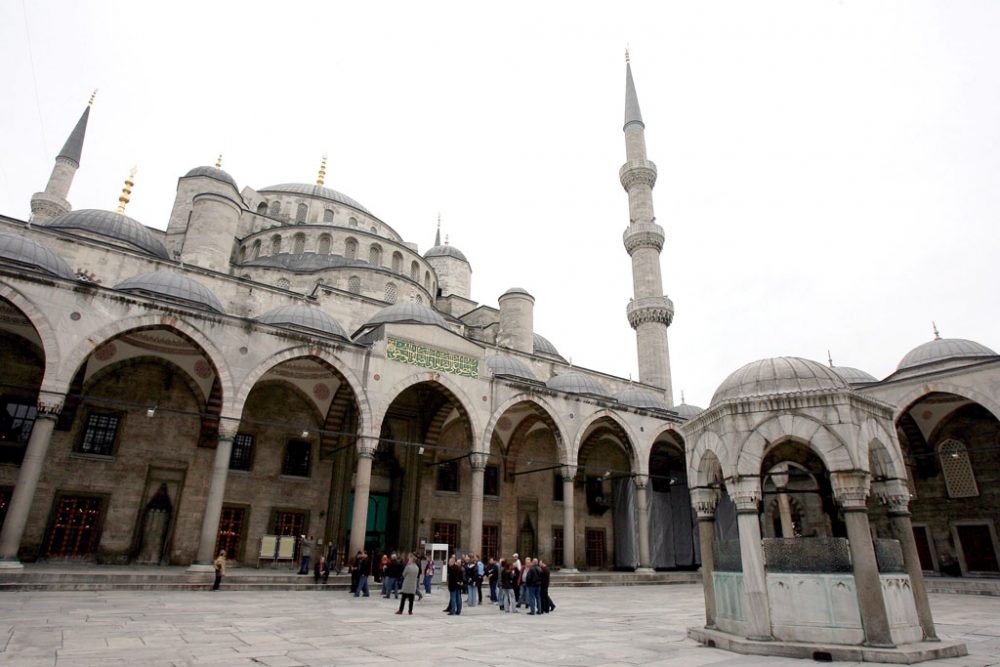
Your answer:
[939,439,979,498]
[481,524,499,560]
[215,506,245,559]
[79,413,120,456]
[45,495,103,557]
[282,440,311,477]
[229,434,254,471]
[586,528,606,568]
[552,527,564,567]
[433,521,459,555]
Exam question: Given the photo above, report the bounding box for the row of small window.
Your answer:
[228,433,311,477]
[433,461,567,501]
[256,201,375,231]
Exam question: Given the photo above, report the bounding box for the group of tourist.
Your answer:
[443,552,555,616]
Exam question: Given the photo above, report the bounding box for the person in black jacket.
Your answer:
[447,556,465,615]
[487,557,500,603]
[353,551,371,597]
[499,560,517,613]
[539,559,555,613]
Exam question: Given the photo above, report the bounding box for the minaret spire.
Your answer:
[116,167,136,214]
[434,214,441,246]
[31,94,95,223]
[316,155,327,186]
[620,55,674,405]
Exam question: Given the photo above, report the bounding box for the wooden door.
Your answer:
[45,495,103,558]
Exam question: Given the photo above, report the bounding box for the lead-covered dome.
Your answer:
[0,232,75,280]
[364,302,448,328]
[47,209,169,259]
[897,338,997,372]
[830,365,878,384]
[533,333,565,360]
[710,357,848,407]
[184,165,238,189]
[486,355,536,381]
[546,372,610,397]
[258,183,371,215]
[618,387,668,411]
[425,244,469,263]
[257,304,348,340]
[674,402,705,420]
[115,271,224,313]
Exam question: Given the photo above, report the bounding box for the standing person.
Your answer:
[500,561,517,613]
[298,535,314,575]
[379,553,390,596]
[464,556,478,607]
[447,556,465,615]
[524,557,541,615]
[327,542,340,576]
[423,558,434,596]
[395,554,419,615]
[212,549,226,591]
[487,557,500,603]
[354,551,371,597]
[313,555,328,584]
[539,559,554,613]
[475,554,485,604]
[349,551,363,595]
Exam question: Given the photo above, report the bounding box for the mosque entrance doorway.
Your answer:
[347,492,388,554]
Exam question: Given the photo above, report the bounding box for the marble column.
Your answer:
[348,439,378,558]
[731,477,772,641]
[561,465,578,572]
[635,475,653,572]
[878,479,938,641]
[468,452,488,556]
[189,420,239,570]
[833,472,894,648]
[691,487,719,628]
[777,491,795,538]
[0,392,64,568]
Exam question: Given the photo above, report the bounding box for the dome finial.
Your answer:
[681,389,685,403]
[215,154,223,169]
[116,166,136,214]
[316,155,327,186]
[435,213,441,246]
[88,89,98,107]
[932,321,941,340]
[445,233,450,246]
[828,350,834,367]
[625,47,630,63]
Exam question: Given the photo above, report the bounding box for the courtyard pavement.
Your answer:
[1,584,998,667]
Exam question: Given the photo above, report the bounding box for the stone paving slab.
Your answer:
[0,585,998,666]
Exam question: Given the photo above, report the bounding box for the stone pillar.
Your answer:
[0,392,64,568]
[348,439,378,559]
[691,487,720,628]
[877,479,938,641]
[777,491,795,538]
[189,420,238,570]
[468,452,488,556]
[561,466,578,572]
[634,475,653,572]
[731,477,772,641]
[833,472,894,648]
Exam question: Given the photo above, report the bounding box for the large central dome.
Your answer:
[258,183,371,215]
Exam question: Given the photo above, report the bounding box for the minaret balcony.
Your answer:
[626,295,674,329]
[619,159,658,190]
[623,222,665,254]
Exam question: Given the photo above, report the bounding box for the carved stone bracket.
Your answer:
[729,477,762,513]
[873,478,910,515]
[469,452,490,471]
[619,159,658,190]
[36,391,66,419]
[623,222,665,254]
[626,296,674,329]
[831,471,871,511]
[690,487,720,519]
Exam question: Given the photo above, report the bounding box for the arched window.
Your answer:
[410,261,419,281]
[424,271,431,291]
[323,209,334,222]
[317,234,331,255]
[369,244,382,266]
[939,439,979,498]
[292,233,305,254]
[345,237,358,260]
[392,251,403,273]
[257,202,268,215]
[349,217,358,227]
[413,294,423,304]
[296,203,308,222]
[371,226,378,234]
[269,200,281,217]
[270,235,282,255]
[347,276,361,294]
[282,440,311,477]
[251,240,261,259]
[384,282,397,304]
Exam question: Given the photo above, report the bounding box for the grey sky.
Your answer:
[2,1,998,407]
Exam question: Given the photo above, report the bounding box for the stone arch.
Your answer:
[235,346,371,436]
[247,377,326,429]
[573,409,641,475]
[0,282,61,387]
[736,413,855,477]
[374,371,482,448]
[893,382,1000,425]
[482,394,572,465]
[82,355,209,410]
[689,431,729,487]
[859,418,907,481]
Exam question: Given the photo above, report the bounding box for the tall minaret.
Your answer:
[31,92,95,224]
[621,53,674,405]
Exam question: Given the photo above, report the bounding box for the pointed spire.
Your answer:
[316,155,327,186]
[932,321,941,340]
[57,97,94,167]
[445,234,450,246]
[828,350,834,368]
[624,52,644,130]
[116,167,136,214]
[681,390,685,404]
[215,154,223,169]
[434,214,441,246]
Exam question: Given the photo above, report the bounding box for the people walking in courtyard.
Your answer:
[395,554,419,615]
[464,555,478,607]
[354,551,371,597]
[423,559,434,595]
[539,559,555,613]
[487,557,500,603]
[500,560,517,613]
[212,549,226,591]
[524,557,542,614]
[447,556,465,615]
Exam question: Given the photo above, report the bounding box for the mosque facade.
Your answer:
[0,62,997,612]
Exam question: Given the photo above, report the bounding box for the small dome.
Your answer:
[533,333,564,360]
[830,365,878,384]
[425,244,469,263]
[546,372,610,397]
[115,271,224,313]
[500,287,533,300]
[897,338,997,372]
[243,253,367,272]
[486,355,536,381]
[0,232,75,280]
[618,387,668,410]
[674,403,705,420]
[257,305,348,339]
[184,166,238,189]
[47,209,168,259]
[259,183,371,215]
[710,357,848,407]
[365,302,447,328]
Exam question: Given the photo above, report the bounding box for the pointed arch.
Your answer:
[573,408,641,475]
[374,371,482,450]
[482,394,572,465]
[0,282,61,386]
[859,418,907,481]
[736,413,854,477]
[689,431,729,487]
[892,382,1000,425]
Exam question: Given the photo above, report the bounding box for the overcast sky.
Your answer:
[2,1,998,408]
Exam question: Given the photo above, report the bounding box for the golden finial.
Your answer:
[316,155,327,186]
[89,89,98,107]
[116,166,136,214]
[215,154,223,169]
[625,48,630,63]
[932,322,941,340]
[445,234,450,246]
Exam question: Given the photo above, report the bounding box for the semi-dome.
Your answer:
[897,338,997,372]
[830,365,878,384]
[0,232,75,280]
[618,387,668,410]
[184,165,238,189]
[364,302,448,328]
[546,372,610,397]
[710,357,848,407]
[425,244,469,263]
[533,333,564,360]
[47,209,169,259]
[674,402,705,420]
[258,183,371,215]
[115,271,224,313]
[257,304,348,339]
[486,355,536,381]
[243,253,367,272]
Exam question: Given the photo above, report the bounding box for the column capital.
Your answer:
[561,464,578,481]
[469,452,489,471]
[831,471,871,511]
[690,487,719,519]
[36,390,66,418]
[356,439,378,459]
[873,478,911,515]
[217,419,240,441]
[632,474,649,490]
[729,477,762,513]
